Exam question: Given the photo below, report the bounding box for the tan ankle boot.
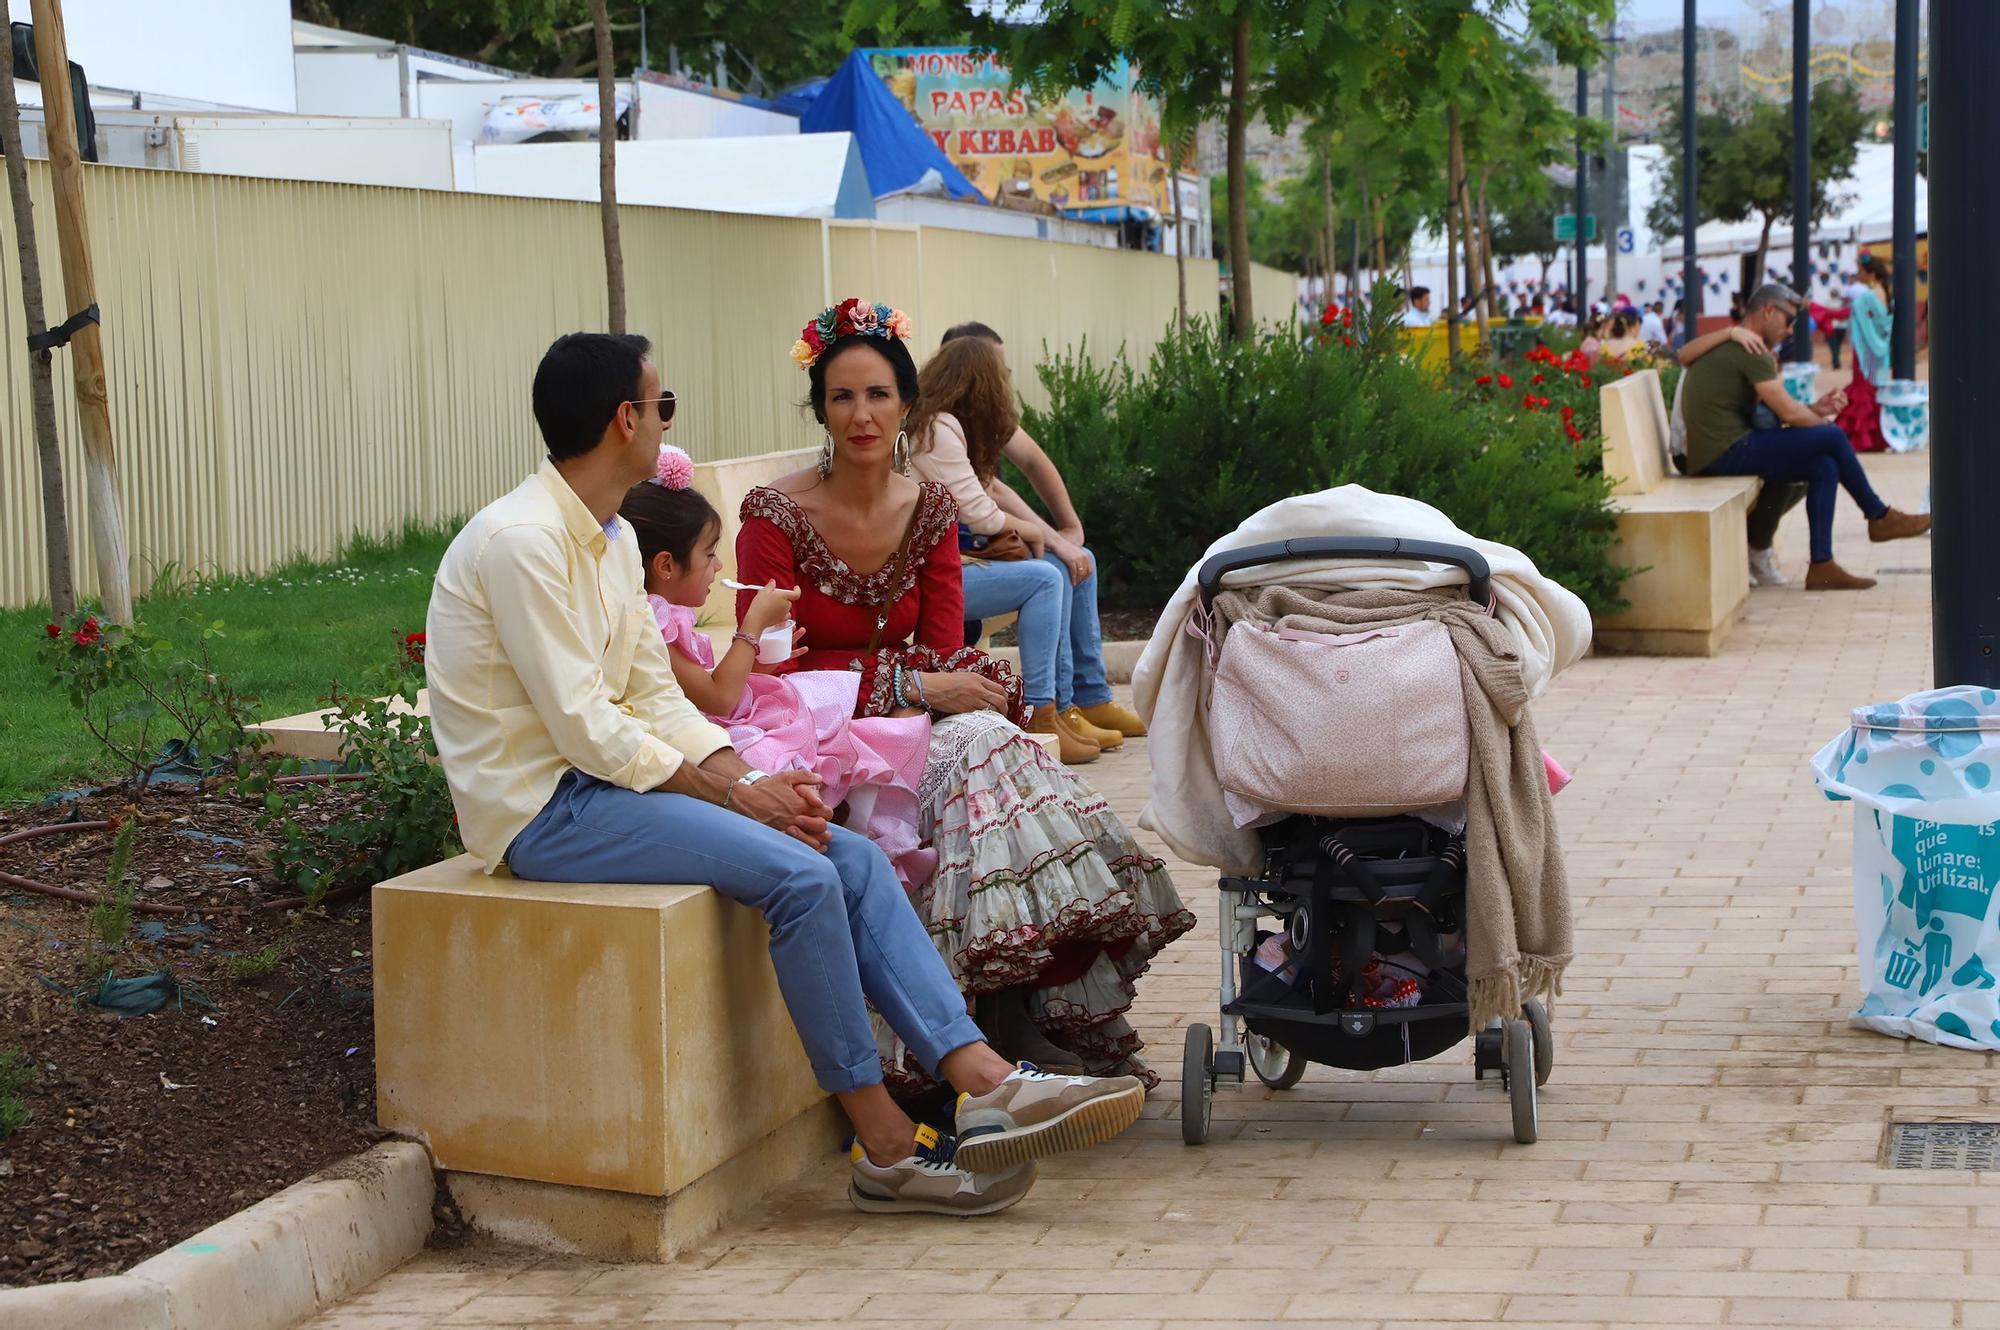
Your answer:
[1027,703,1099,763]
[1805,560,1878,591]
[1062,706,1124,750]
[1868,508,1932,542]
[1076,700,1148,738]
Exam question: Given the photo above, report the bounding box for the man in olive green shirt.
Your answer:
[1680,283,1928,590]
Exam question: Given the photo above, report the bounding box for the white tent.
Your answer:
[1663,144,1926,261]
[471,133,877,220]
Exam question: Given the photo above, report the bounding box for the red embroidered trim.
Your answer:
[739,482,958,607]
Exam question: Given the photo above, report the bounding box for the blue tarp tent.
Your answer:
[800,51,986,203]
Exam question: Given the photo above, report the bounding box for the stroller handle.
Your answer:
[1196,537,1492,610]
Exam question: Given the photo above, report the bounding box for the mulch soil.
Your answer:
[0,783,387,1288]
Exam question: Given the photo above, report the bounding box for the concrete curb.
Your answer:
[987,639,1147,687]
[0,1140,433,1330]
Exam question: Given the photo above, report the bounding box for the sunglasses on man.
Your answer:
[629,391,677,425]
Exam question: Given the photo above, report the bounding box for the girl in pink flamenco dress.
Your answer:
[618,446,934,889]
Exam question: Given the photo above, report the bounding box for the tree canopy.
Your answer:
[291,0,890,91]
[1646,80,1868,282]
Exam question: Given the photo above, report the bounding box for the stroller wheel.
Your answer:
[1245,1031,1306,1090]
[1181,1023,1214,1145]
[1522,999,1554,1088]
[1473,1025,1504,1080]
[1504,1018,1539,1145]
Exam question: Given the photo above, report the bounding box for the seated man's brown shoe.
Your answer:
[1062,706,1124,750]
[1027,702,1098,763]
[1868,508,1932,542]
[1805,560,1878,591]
[1076,700,1148,738]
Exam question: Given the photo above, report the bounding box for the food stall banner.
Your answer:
[861,47,1169,216]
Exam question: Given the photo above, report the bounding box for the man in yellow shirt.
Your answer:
[425,333,1144,1217]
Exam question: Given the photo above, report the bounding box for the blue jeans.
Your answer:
[505,771,984,1095]
[1700,424,1888,564]
[961,550,1113,711]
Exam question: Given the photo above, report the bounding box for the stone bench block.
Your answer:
[1593,369,1762,658]
[1595,479,1761,657]
[372,855,840,1257]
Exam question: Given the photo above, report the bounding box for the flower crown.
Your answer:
[790,297,913,372]
[651,443,694,490]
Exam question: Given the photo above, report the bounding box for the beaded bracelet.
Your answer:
[890,663,911,710]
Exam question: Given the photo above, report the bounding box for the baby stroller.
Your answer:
[1180,536,1552,1146]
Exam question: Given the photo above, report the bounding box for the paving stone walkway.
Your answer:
[307,454,1998,1329]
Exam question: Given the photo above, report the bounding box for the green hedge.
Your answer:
[1019,307,1631,616]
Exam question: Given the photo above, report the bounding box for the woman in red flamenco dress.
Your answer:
[734,298,1193,1096]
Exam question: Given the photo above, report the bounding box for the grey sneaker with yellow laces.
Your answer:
[847,1123,1036,1217]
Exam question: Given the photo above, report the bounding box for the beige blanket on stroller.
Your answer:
[1211,585,1572,1029]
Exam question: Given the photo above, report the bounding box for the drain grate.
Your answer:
[1888,1121,2000,1169]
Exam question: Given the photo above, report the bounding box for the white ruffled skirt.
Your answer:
[877,711,1194,1094]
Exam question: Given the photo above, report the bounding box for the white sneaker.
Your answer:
[1749,548,1788,587]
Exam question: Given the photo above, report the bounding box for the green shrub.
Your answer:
[90,817,139,946]
[38,604,267,792]
[224,942,285,980]
[249,632,459,906]
[0,1049,33,1141]
[1020,297,1630,615]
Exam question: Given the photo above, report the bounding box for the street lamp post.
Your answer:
[1789,0,1811,363]
[1891,0,1919,381]
[1931,2,2000,686]
[1680,0,1700,348]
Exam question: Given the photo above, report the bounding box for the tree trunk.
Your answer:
[31,0,129,624]
[1170,134,1188,330]
[1226,12,1253,337]
[1457,140,1488,358]
[1320,140,1336,314]
[591,0,626,334]
[1443,105,1463,373]
[1347,216,1361,313]
[1479,166,1500,335]
[0,29,74,616]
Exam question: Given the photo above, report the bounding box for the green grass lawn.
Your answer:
[0,524,454,805]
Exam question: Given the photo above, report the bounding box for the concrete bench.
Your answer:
[1591,369,1761,657]
[259,679,1058,762]
[373,855,841,1260]
[694,447,818,627]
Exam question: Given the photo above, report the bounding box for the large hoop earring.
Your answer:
[892,428,911,476]
[817,428,834,478]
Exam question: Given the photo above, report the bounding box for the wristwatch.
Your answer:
[723,769,768,811]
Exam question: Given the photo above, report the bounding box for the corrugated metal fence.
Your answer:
[0,162,1254,607]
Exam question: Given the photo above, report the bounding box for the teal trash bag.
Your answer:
[1781,361,1821,407]
[1880,378,1929,454]
[1813,685,2000,1050]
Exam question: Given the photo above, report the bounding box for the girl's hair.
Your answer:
[908,336,1020,483]
[806,334,921,424]
[620,479,721,572]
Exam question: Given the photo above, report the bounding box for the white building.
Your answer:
[0,1,1164,251]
